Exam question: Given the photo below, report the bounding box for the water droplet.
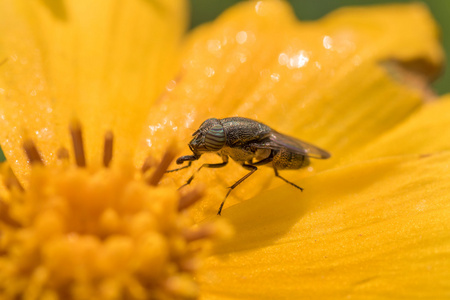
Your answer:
[236,31,248,44]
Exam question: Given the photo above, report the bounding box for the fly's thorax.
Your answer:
[220,117,272,145]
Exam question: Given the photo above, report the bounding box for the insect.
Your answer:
[168,117,330,215]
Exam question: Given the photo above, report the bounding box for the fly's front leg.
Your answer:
[218,164,257,216]
[166,155,198,173]
[179,156,229,190]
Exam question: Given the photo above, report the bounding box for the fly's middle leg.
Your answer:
[218,164,257,215]
[166,161,192,173]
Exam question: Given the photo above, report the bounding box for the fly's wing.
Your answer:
[252,131,331,159]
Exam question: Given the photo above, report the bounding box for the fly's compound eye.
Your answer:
[205,124,226,151]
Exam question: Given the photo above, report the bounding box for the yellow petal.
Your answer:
[140,1,442,155]
[353,94,450,160]
[199,152,450,299]
[0,0,187,181]
[142,2,443,220]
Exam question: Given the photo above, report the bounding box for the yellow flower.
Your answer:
[0,0,449,299]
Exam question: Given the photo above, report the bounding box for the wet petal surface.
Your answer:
[148,2,443,219]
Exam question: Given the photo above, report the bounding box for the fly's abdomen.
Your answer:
[272,148,310,170]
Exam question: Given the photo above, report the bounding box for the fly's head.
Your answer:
[188,118,226,157]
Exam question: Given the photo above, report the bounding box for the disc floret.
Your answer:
[0,123,231,300]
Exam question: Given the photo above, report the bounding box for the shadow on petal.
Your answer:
[200,152,450,299]
[213,155,409,254]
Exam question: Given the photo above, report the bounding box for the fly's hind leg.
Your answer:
[218,164,257,215]
[273,168,303,191]
[272,150,307,191]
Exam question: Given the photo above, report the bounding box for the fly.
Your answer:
[167,117,331,215]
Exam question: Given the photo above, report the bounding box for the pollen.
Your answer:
[0,122,230,300]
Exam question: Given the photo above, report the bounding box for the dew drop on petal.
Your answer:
[236,31,248,44]
[204,67,215,77]
[270,73,280,82]
[323,35,333,49]
[207,39,221,53]
[166,80,177,92]
[288,51,309,69]
[278,53,289,65]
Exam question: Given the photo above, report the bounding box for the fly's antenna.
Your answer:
[184,126,195,133]
[181,126,197,136]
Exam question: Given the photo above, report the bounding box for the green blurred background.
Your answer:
[0,0,448,162]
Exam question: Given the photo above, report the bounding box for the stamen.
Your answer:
[163,275,198,299]
[23,139,44,165]
[2,167,24,191]
[141,156,157,174]
[69,120,86,167]
[103,131,113,167]
[0,199,21,228]
[182,225,216,242]
[178,187,204,211]
[178,257,200,272]
[56,147,70,160]
[147,150,176,186]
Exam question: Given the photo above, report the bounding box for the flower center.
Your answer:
[0,121,230,299]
